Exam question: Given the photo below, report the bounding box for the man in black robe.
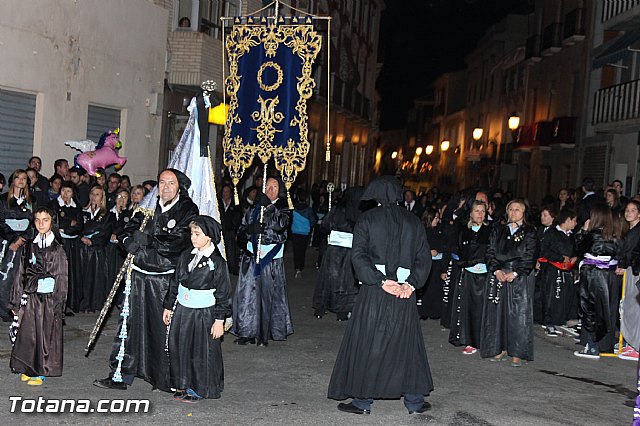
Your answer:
[93,168,198,390]
[231,177,293,346]
[328,175,433,415]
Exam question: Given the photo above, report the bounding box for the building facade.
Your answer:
[0,0,168,184]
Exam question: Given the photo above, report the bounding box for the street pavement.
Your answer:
[0,247,636,425]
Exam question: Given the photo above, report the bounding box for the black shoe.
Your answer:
[234,337,256,345]
[257,339,269,347]
[408,402,431,414]
[93,378,127,390]
[314,309,324,319]
[337,402,370,415]
[64,311,75,317]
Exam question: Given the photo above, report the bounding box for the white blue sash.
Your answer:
[328,230,353,248]
[246,242,284,260]
[131,264,175,275]
[5,218,29,232]
[374,264,411,283]
[177,284,216,309]
[37,277,55,294]
[432,252,443,260]
[465,263,488,274]
[60,231,78,239]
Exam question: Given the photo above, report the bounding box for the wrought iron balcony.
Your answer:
[593,79,640,126]
[602,0,640,23]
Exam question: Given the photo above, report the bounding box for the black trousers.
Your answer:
[291,234,310,271]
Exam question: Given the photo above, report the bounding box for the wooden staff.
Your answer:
[85,207,154,354]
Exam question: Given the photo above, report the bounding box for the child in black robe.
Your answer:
[10,207,68,385]
[163,215,231,403]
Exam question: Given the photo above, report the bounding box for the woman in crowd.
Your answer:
[556,188,574,212]
[78,185,114,312]
[129,185,146,211]
[47,174,63,202]
[50,181,82,314]
[574,205,619,359]
[606,188,623,218]
[538,209,577,337]
[312,187,364,321]
[449,200,490,355]
[418,207,447,320]
[106,188,130,297]
[481,199,538,367]
[0,170,36,321]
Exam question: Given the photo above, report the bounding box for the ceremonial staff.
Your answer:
[85,208,154,354]
[327,182,335,211]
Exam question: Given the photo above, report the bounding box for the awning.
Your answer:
[593,28,640,69]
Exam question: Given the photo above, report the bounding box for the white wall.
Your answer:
[0,0,168,184]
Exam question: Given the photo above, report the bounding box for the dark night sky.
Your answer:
[377,0,533,130]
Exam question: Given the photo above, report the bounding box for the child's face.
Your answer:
[34,211,53,235]
[190,225,212,250]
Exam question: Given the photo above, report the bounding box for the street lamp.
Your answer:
[508,114,520,131]
[425,145,434,155]
[472,127,484,141]
[415,147,423,156]
[391,151,398,159]
[440,140,450,152]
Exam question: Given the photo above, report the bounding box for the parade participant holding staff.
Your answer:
[328,176,433,415]
[10,207,68,386]
[163,215,230,403]
[93,168,198,391]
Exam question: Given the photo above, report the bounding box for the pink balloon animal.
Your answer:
[65,128,127,177]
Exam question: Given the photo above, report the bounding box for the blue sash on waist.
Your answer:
[328,230,353,248]
[450,253,460,261]
[60,231,78,239]
[131,264,175,275]
[465,263,488,274]
[37,277,55,294]
[432,252,443,260]
[374,264,411,283]
[246,242,284,260]
[6,218,29,232]
[177,284,216,309]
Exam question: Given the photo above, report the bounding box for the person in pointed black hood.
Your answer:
[328,175,434,416]
[94,168,198,391]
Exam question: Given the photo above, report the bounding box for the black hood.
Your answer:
[361,176,402,206]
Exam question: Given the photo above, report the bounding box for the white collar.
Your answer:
[57,195,76,208]
[160,194,180,213]
[14,195,25,204]
[83,206,100,219]
[191,243,215,258]
[583,191,594,199]
[34,231,55,248]
[406,200,415,208]
[556,224,573,235]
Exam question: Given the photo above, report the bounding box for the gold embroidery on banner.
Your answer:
[257,61,283,92]
[223,22,322,188]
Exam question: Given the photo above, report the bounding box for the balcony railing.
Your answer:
[602,0,640,22]
[593,79,640,125]
[542,23,563,55]
[525,35,542,62]
[563,8,586,45]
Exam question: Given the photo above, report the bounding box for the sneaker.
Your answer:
[619,346,640,361]
[574,344,600,359]
[27,376,45,386]
[545,327,559,337]
[20,374,31,382]
[295,270,302,278]
[541,325,548,330]
[462,346,477,355]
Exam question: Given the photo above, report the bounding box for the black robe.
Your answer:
[439,211,465,329]
[539,227,576,326]
[449,224,490,348]
[231,201,293,342]
[575,229,619,350]
[418,225,447,319]
[328,205,433,400]
[0,196,35,321]
[10,239,68,377]
[164,248,231,399]
[105,208,131,306]
[312,188,363,318]
[108,196,198,390]
[481,224,538,360]
[219,200,241,275]
[533,225,551,323]
[78,208,114,312]
[50,199,82,312]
